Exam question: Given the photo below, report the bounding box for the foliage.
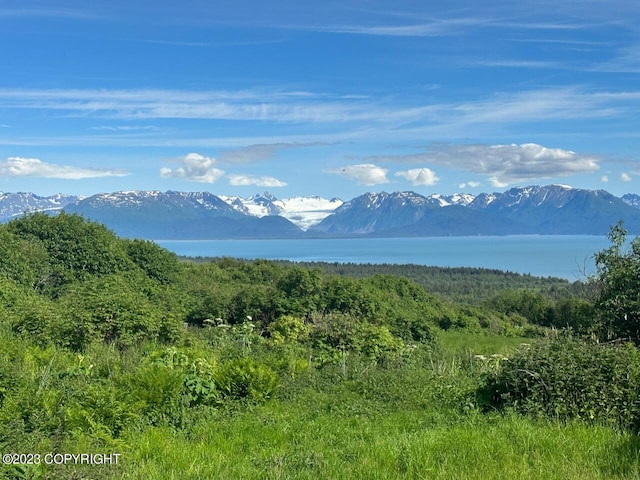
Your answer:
[215,357,279,402]
[54,274,182,350]
[592,221,640,342]
[271,260,584,305]
[479,336,640,430]
[0,228,50,290]
[124,239,181,285]
[267,315,310,344]
[7,212,134,294]
[5,213,640,477]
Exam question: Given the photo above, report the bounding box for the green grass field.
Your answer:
[122,390,640,479]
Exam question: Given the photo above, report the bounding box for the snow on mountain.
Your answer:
[220,192,343,230]
[428,193,476,207]
[622,194,640,209]
[0,192,80,221]
[277,196,344,230]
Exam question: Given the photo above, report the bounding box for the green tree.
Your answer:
[592,221,640,342]
[124,239,181,284]
[7,213,134,295]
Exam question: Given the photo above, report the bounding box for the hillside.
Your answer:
[2,212,640,479]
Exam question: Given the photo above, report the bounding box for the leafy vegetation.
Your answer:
[1,213,640,478]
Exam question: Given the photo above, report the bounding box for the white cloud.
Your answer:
[332,164,389,185]
[395,167,439,186]
[621,172,632,182]
[160,153,225,183]
[459,181,481,189]
[227,174,287,187]
[0,156,127,179]
[369,143,600,187]
[601,175,609,183]
[489,177,511,188]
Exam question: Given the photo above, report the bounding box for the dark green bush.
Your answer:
[479,337,640,430]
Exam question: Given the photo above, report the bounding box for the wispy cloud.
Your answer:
[2,87,640,148]
[89,125,158,132]
[0,7,100,20]
[0,88,390,123]
[472,59,562,69]
[1,86,639,129]
[592,43,640,73]
[330,164,390,186]
[218,142,327,164]
[367,143,600,187]
[312,16,494,37]
[0,157,127,179]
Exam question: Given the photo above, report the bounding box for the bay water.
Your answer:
[156,235,615,281]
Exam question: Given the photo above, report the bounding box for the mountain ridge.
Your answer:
[0,185,639,239]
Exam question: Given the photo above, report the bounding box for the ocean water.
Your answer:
[156,235,615,281]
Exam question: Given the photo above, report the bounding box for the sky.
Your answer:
[0,0,639,200]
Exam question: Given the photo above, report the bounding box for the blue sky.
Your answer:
[1,0,639,199]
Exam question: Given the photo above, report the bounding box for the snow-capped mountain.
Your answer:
[310,185,640,236]
[311,191,438,234]
[219,192,343,230]
[0,192,79,221]
[622,194,640,210]
[64,191,302,239]
[2,186,639,239]
[427,193,476,207]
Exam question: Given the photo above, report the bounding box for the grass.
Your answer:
[6,332,640,479]
[437,330,532,356]
[116,333,640,479]
[121,404,640,479]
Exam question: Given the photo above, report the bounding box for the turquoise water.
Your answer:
[156,235,614,281]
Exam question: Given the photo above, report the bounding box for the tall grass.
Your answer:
[116,333,640,479]
[121,406,640,479]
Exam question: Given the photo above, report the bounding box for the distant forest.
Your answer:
[186,257,591,305]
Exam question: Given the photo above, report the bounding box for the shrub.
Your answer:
[124,364,185,424]
[215,358,278,402]
[148,347,220,408]
[479,337,640,431]
[268,315,310,344]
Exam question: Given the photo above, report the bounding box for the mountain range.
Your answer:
[1,185,639,239]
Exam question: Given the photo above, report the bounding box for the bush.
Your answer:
[479,337,640,431]
[268,315,310,344]
[215,358,278,402]
[124,364,185,424]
